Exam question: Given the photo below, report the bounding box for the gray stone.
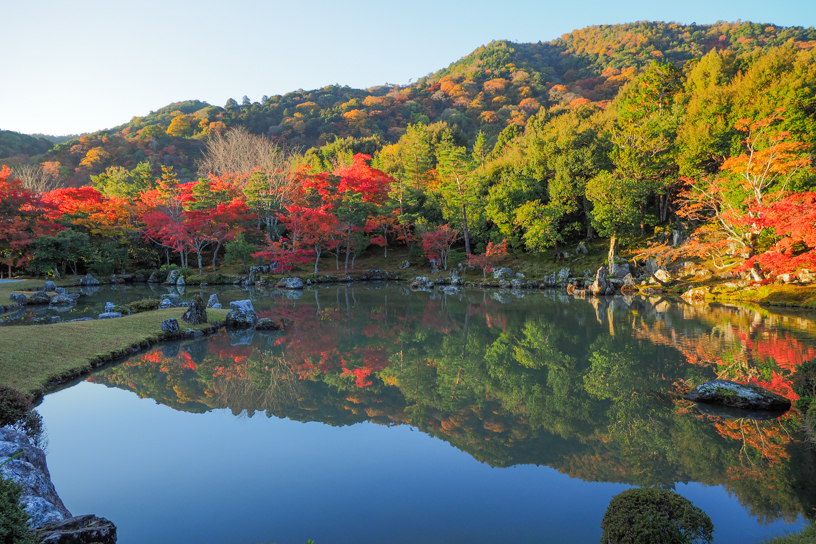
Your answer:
[182,295,207,325]
[248,266,261,285]
[165,270,180,284]
[159,299,173,309]
[515,272,526,278]
[49,294,76,306]
[79,274,99,287]
[176,276,186,287]
[510,279,524,289]
[398,260,411,270]
[210,303,222,309]
[161,318,180,334]
[440,285,461,295]
[104,302,115,313]
[609,262,630,278]
[492,267,513,279]
[0,427,70,528]
[161,294,182,306]
[644,257,660,275]
[622,273,636,287]
[683,380,791,412]
[97,312,122,319]
[36,515,117,544]
[799,269,815,284]
[227,327,255,346]
[69,317,94,322]
[54,287,66,294]
[589,267,612,296]
[44,281,57,292]
[147,271,160,283]
[28,292,51,305]
[408,277,434,290]
[276,277,304,289]
[581,269,593,278]
[654,269,672,283]
[9,293,26,305]
[225,300,259,328]
[255,318,282,330]
[206,294,220,308]
[557,268,572,284]
[575,242,588,255]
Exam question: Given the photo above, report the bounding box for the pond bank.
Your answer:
[0,308,228,397]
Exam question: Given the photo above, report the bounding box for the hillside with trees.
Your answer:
[1,20,816,291]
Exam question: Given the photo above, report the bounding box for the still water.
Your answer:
[37,285,816,543]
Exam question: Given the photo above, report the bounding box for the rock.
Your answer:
[50,294,76,306]
[161,318,180,334]
[694,268,712,278]
[557,268,572,284]
[492,267,513,279]
[79,274,99,287]
[276,277,304,289]
[641,287,664,295]
[581,269,593,278]
[588,267,613,296]
[159,299,173,309]
[515,272,526,278]
[622,273,636,287]
[176,276,186,287]
[147,271,160,283]
[681,287,710,302]
[227,328,255,346]
[620,284,639,295]
[440,286,460,295]
[0,427,70,528]
[97,312,122,319]
[69,317,94,322]
[181,295,207,325]
[211,303,222,309]
[644,257,660,275]
[575,242,588,254]
[36,515,117,544]
[104,302,115,313]
[408,277,434,290]
[28,292,51,305]
[9,293,26,305]
[672,229,685,246]
[44,281,57,292]
[206,294,220,308]
[398,260,411,270]
[164,270,180,284]
[799,269,815,284]
[54,287,66,294]
[654,269,672,283]
[161,294,182,306]
[510,279,524,289]
[225,300,259,328]
[255,318,282,330]
[683,379,791,412]
[609,262,630,278]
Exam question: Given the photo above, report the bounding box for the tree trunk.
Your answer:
[583,196,594,239]
[608,235,618,268]
[461,204,471,255]
[212,241,222,271]
[314,246,321,275]
[344,234,351,275]
[197,252,203,275]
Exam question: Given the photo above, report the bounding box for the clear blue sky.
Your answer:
[1,0,814,136]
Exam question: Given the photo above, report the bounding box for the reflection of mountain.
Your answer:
[89,287,816,522]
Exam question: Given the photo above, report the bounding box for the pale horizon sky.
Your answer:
[2,0,815,136]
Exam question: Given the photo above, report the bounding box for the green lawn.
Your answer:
[763,522,816,543]
[0,308,228,396]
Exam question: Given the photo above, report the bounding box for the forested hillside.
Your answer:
[2,20,816,287]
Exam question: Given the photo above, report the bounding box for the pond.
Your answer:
[36,284,816,543]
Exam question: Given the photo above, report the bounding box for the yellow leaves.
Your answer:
[492,96,509,106]
[362,95,392,107]
[342,109,368,128]
[518,97,541,114]
[483,78,509,95]
[79,147,110,168]
[166,115,193,137]
[480,111,499,124]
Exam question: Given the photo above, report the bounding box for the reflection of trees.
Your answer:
[90,287,816,522]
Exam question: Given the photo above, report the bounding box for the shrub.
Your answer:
[112,299,161,315]
[601,488,714,544]
[0,386,31,428]
[158,264,195,278]
[0,476,33,544]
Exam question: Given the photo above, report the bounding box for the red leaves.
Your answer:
[421,225,459,270]
[468,239,508,276]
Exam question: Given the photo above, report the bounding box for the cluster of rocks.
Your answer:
[683,379,791,419]
[1,427,117,543]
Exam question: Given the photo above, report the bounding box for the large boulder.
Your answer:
[247,266,261,285]
[159,299,173,309]
[276,277,304,289]
[557,268,572,284]
[398,260,411,270]
[44,281,57,292]
[588,267,614,296]
[408,277,434,290]
[9,293,26,305]
[79,274,100,287]
[492,267,513,279]
[161,318,180,335]
[50,294,76,306]
[36,515,117,544]
[654,269,672,283]
[609,262,630,278]
[575,242,588,255]
[161,294,182,306]
[683,379,791,412]
[182,295,207,325]
[176,276,186,287]
[28,292,51,305]
[206,294,220,308]
[164,270,180,284]
[225,300,258,329]
[255,318,282,330]
[0,427,70,528]
[97,312,122,319]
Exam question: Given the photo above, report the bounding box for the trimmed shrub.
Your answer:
[601,488,714,544]
[0,476,33,544]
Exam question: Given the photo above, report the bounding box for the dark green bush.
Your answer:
[113,298,161,315]
[0,476,33,544]
[601,488,714,544]
[0,386,31,428]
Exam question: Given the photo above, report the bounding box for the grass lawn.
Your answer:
[0,308,228,396]
[710,283,816,309]
[0,278,77,296]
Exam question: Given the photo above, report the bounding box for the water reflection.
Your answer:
[88,286,816,526]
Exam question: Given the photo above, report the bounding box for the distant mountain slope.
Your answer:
[0,130,54,159]
[10,21,816,186]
